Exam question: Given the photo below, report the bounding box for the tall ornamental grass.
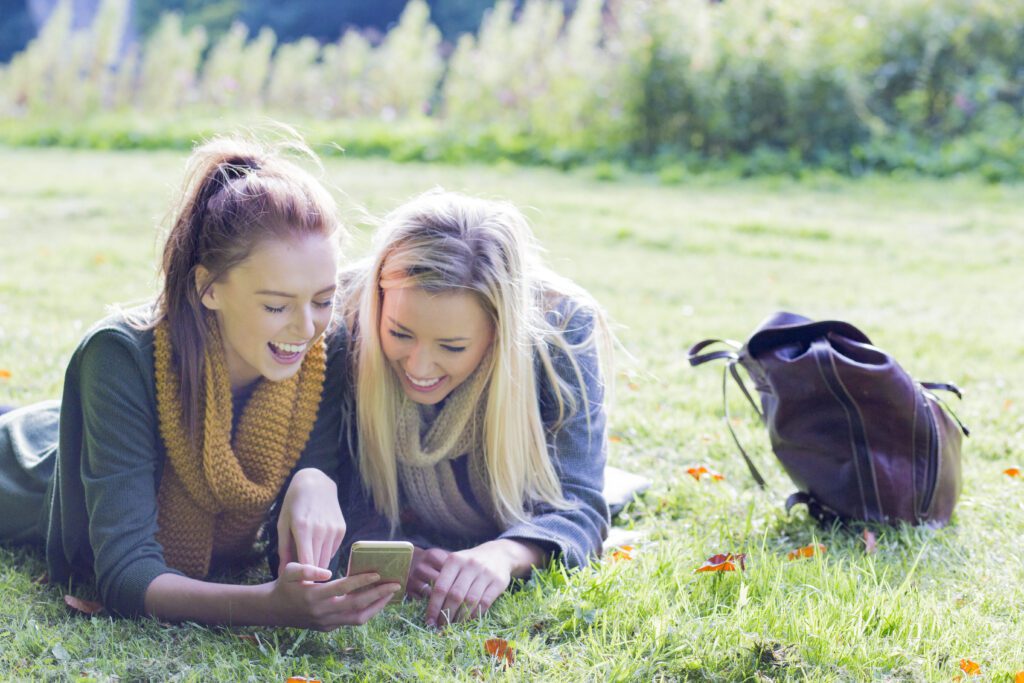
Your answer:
[1,0,1022,177]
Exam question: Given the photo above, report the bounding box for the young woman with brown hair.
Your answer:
[0,135,398,628]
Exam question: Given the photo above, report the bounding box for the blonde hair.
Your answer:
[342,189,612,529]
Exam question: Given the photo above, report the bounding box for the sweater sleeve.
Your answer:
[498,306,610,568]
[76,330,181,617]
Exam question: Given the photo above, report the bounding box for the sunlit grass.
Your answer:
[1,148,1023,681]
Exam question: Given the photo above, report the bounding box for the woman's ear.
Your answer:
[195,266,219,310]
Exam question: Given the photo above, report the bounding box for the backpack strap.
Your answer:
[688,339,767,488]
[785,491,840,526]
[921,381,971,437]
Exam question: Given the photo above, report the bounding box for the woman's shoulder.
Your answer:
[70,305,158,372]
[542,292,600,347]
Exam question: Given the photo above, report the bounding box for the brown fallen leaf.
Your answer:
[685,465,725,482]
[787,544,826,561]
[1004,467,1022,478]
[63,595,103,615]
[959,659,981,676]
[234,634,258,644]
[862,529,877,555]
[484,638,515,667]
[696,553,746,573]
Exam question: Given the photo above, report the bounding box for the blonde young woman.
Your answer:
[341,189,612,626]
[0,136,399,628]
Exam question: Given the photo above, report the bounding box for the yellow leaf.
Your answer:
[0,369,11,380]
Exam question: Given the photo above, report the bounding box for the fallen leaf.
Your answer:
[234,634,258,644]
[33,572,49,585]
[862,529,877,555]
[1014,672,1024,683]
[696,553,746,573]
[609,545,634,562]
[685,465,725,482]
[0,369,10,379]
[959,659,981,676]
[1004,398,1014,411]
[484,638,515,666]
[63,595,103,615]
[787,544,826,561]
[609,435,623,443]
[286,678,322,683]
[92,253,108,265]
[1004,467,1021,478]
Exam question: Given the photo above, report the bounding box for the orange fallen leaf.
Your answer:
[609,545,634,562]
[787,544,826,561]
[1013,671,1023,683]
[862,529,877,555]
[959,659,981,676]
[696,553,746,573]
[63,594,104,615]
[286,678,322,683]
[685,465,725,482]
[484,638,515,666]
[0,369,11,380]
[609,435,623,443]
[1004,467,1021,478]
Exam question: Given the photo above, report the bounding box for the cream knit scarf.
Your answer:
[394,355,500,540]
[153,316,326,578]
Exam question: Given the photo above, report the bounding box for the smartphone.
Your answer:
[345,540,414,604]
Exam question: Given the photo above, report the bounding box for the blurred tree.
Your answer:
[428,0,496,39]
[239,1,407,43]
[135,0,239,41]
[0,0,35,61]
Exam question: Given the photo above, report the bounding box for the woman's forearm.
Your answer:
[143,573,275,626]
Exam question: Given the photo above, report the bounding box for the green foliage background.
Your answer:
[1,0,1023,178]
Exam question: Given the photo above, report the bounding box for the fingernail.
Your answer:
[426,618,436,627]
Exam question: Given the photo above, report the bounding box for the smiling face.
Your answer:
[379,287,495,405]
[199,233,338,391]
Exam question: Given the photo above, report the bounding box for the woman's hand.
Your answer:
[423,539,546,626]
[277,468,345,574]
[266,562,400,631]
[406,546,451,600]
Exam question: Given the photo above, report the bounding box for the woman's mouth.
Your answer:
[268,341,307,365]
[404,371,445,392]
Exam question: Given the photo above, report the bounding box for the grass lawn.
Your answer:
[1,147,1022,681]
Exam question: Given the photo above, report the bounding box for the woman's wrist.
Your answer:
[481,539,547,578]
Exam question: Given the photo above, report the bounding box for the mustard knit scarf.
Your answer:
[153,317,326,578]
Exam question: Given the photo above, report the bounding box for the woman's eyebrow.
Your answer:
[255,284,337,297]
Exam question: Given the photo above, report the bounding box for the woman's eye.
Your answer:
[263,304,286,313]
[314,300,333,309]
[388,329,411,340]
[441,345,466,353]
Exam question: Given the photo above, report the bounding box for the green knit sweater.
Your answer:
[0,312,348,617]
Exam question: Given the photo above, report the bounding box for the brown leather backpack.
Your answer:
[688,312,967,526]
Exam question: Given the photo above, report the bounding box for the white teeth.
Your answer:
[405,372,441,388]
[271,341,306,354]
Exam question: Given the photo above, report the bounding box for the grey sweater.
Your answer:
[0,312,349,617]
[344,302,610,568]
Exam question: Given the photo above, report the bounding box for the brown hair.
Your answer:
[153,135,340,446]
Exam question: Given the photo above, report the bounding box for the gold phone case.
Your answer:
[346,541,414,604]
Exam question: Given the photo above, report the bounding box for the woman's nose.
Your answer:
[406,344,434,376]
[291,304,316,339]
